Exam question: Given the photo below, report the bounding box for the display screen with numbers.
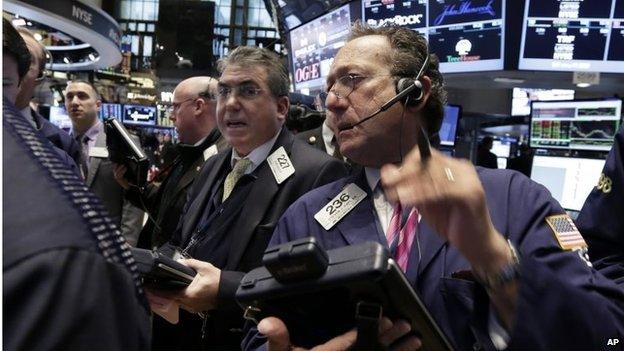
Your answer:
[519,0,624,73]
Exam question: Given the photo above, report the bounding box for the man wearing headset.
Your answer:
[243,23,624,351]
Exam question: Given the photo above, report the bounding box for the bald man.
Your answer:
[16,28,82,170]
[116,76,227,250]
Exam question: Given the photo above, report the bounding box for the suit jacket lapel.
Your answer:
[224,127,292,269]
[167,156,204,208]
[332,171,382,246]
[411,219,446,283]
[181,151,230,243]
[86,129,106,187]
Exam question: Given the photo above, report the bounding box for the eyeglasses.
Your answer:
[325,74,371,100]
[171,93,216,112]
[316,75,389,110]
[171,97,197,112]
[217,84,263,100]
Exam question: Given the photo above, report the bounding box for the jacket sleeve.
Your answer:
[121,196,145,247]
[3,248,151,351]
[125,182,160,214]
[500,172,624,351]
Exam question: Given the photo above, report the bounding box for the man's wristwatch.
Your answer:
[476,239,521,292]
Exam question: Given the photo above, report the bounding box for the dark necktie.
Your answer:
[76,134,90,179]
[331,136,343,160]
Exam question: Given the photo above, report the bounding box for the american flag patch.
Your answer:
[545,215,588,250]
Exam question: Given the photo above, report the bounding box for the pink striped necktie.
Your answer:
[385,203,419,272]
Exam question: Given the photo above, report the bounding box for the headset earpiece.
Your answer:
[395,78,423,105]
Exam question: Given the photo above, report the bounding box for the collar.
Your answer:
[72,120,102,141]
[177,128,221,158]
[364,167,382,192]
[192,135,208,147]
[321,120,334,146]
[19,106,38,129]
[230,129,280,174]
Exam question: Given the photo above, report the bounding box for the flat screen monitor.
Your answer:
[100,103,123,121]
[530,99,622,151]
[440,104,461,146]
[289,4,352,96]
[519,0,624,73]
[530,155,605,211]
[276,0,348,31]
[49,106,73,132]
[123,105,157,126]
[511,87,575,116]
[362,0,506,73]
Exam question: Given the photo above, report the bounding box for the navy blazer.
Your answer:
[32,109,83,168]
[4,99,150,351]
[243,168,624,351]
[577,125,624,286]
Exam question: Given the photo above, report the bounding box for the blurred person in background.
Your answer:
[65,80,145,246]
[15,26,83,171]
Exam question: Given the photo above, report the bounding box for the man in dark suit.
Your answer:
[115,76,227,250]
[65,80,144,246]
[243,24,624,351]
[3,97,151,351]
[153,46,348,350]
[577,125,624,287]
[476,136,498,169]
[2,19,78,172]
[115,76,228,351]
[15,27,82,171]
[296,119,343,160]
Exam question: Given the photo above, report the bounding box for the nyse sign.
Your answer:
[295,63,321,83]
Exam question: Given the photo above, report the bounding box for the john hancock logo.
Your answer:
[434,0,496,26]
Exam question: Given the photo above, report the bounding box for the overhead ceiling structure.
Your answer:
[4,0,122,71]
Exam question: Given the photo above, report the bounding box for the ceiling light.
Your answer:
[12,18,26,26]
[576,83,591,88]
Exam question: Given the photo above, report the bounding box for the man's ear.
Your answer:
[194,98,206,116]
[406,75,431,114]
[276,95,290,122]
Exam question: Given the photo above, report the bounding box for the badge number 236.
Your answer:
[326,193,350,215]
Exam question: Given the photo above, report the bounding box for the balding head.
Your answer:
[15,28,47,109]
[170,76,218,144]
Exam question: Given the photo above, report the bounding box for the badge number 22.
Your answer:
[277,155,290,169]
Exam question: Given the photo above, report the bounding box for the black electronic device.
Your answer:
[236,238,454,351]
[131,248,197,290]
[104,117,150,188]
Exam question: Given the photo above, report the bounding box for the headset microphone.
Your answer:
[338,54,430,132]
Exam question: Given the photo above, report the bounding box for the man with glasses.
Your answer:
[149,46,348,351]
[115,76,227,250]
[115,76,227,351]
[14,27,82,172]
[243,23,624,351]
